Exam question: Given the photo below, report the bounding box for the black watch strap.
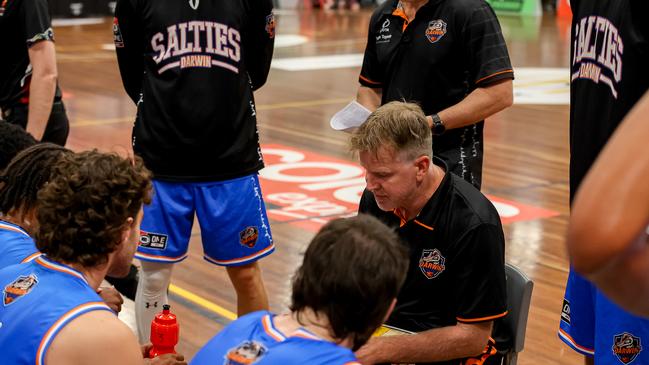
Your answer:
[431,114,446,135]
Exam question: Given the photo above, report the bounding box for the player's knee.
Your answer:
[227,262,262,289]
[139,263,173,294]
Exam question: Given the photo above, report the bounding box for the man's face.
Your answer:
[107,207,144,278]
[359,146,419,212]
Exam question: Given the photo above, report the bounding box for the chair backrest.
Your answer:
[503,263,534,364]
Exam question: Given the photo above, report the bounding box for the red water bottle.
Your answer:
[149,304,179,358]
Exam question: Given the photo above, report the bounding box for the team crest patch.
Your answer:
[425,19,447,44]
[3,274,38,306]
[225,340,267,365]
[239,226,259,248]
[419,249,445,279]
[265,13,276,39]
[613,332,642,364]
[139,230,168,250]
[113,18,124,48]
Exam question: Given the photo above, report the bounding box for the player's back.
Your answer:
[0,220,38,269]
[0,256,111,364]
[191,311,361,365]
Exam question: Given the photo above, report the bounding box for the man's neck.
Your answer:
[399,164,444,221]
[274,309,353,348]
[398,0,429,19]
[66,262,107,291]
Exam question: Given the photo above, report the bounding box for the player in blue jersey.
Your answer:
[0,151,184,365]
[0,143,70,268]
[191,215,409,365]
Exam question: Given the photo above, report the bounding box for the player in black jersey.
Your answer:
[0,0,70,146]
[559,2,649,364]
[114,0,276,342]
[356,0,513,189]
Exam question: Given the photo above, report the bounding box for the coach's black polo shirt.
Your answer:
[359,0,513,189]
[358,159,507,365]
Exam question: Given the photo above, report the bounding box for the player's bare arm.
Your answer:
[356,86,382,112]
[355,321,493,364]
[433,78,513,130]
[568,91,649,316]
[26,40,57,141]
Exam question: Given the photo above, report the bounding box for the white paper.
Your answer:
[330,100,372,131]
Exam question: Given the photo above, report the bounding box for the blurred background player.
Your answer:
[190,214,409,365]
[113,0,277,343]
[559,1,649,365]
[0,0,70,145]
[567,91,649,317]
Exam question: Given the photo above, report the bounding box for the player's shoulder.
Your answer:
[268,337,358,365]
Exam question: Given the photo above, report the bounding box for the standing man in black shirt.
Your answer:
[356,0,513,189]
[351,101,507,365]
[0,0,70,146]
[114,0,276,342]
[559,2,649,365]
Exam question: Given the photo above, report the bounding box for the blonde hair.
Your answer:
[350,101,432,160]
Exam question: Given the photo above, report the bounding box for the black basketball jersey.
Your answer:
[114,0,275,181]
[570,0,649,200]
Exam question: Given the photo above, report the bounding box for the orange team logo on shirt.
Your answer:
[425,19,447,44]
[3,274,38,305]
[419,248,446,279]
[225,341,267,365]
[265,13,276,39]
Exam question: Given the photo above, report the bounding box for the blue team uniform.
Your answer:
[0,256,112,364]
[559,272,649,364]
[191,311,361,365]
[0,220,39,269]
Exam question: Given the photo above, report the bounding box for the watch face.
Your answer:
[433,121,445,135]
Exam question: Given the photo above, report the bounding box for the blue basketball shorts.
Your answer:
[559,268,649,364]
[135,174,274,266]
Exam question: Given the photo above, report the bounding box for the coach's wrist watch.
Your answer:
[431,114,446,135]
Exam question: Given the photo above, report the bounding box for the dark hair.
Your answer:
[290,214,409,350]
[0,143,71,220]
[0,121,37,170]
[35,150,152,268]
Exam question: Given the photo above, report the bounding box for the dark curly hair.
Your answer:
[0,121,37,170]
[290,214,409,350]
[0,143,71,221]
[35,150,152,268]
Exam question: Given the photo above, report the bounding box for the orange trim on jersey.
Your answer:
[35,257,85,282]
[344,362,362,365]
[558,328,595,355]
[261,315,286,342]
[475,69,514,85]
[204,244,275,265]
[414,220,434,231]
[36,301,111,365]
[135,251,188,262]
[0,222,30,237]
[359,74,382,86]
[391,209,407,227]
[21,252,42,263]
[456,311,508,323]
[391,8,410,32]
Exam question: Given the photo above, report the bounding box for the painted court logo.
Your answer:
[613,332,642,364]
[3,274,38,306]
[419,249,446,279]
[425,19,447,44]
[225,340,266,364]
[239,226,259,248]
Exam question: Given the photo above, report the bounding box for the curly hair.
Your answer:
[0,143,71,219]
[0,121,37,170]
[35,150,152,268]
[290,214,409,350]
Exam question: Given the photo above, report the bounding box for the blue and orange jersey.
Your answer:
[191,311,361,365]
[0,220,39,269]
[0,256,112,364]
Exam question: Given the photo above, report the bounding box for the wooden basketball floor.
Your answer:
[53,8,580,364]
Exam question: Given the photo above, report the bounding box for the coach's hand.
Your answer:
[144,353,187,365]
[97,286,124,313]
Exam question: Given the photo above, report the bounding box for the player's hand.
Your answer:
[97,286,124,313]
[143,353,187,365]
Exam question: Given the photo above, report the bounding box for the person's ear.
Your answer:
[414,155,430,179]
